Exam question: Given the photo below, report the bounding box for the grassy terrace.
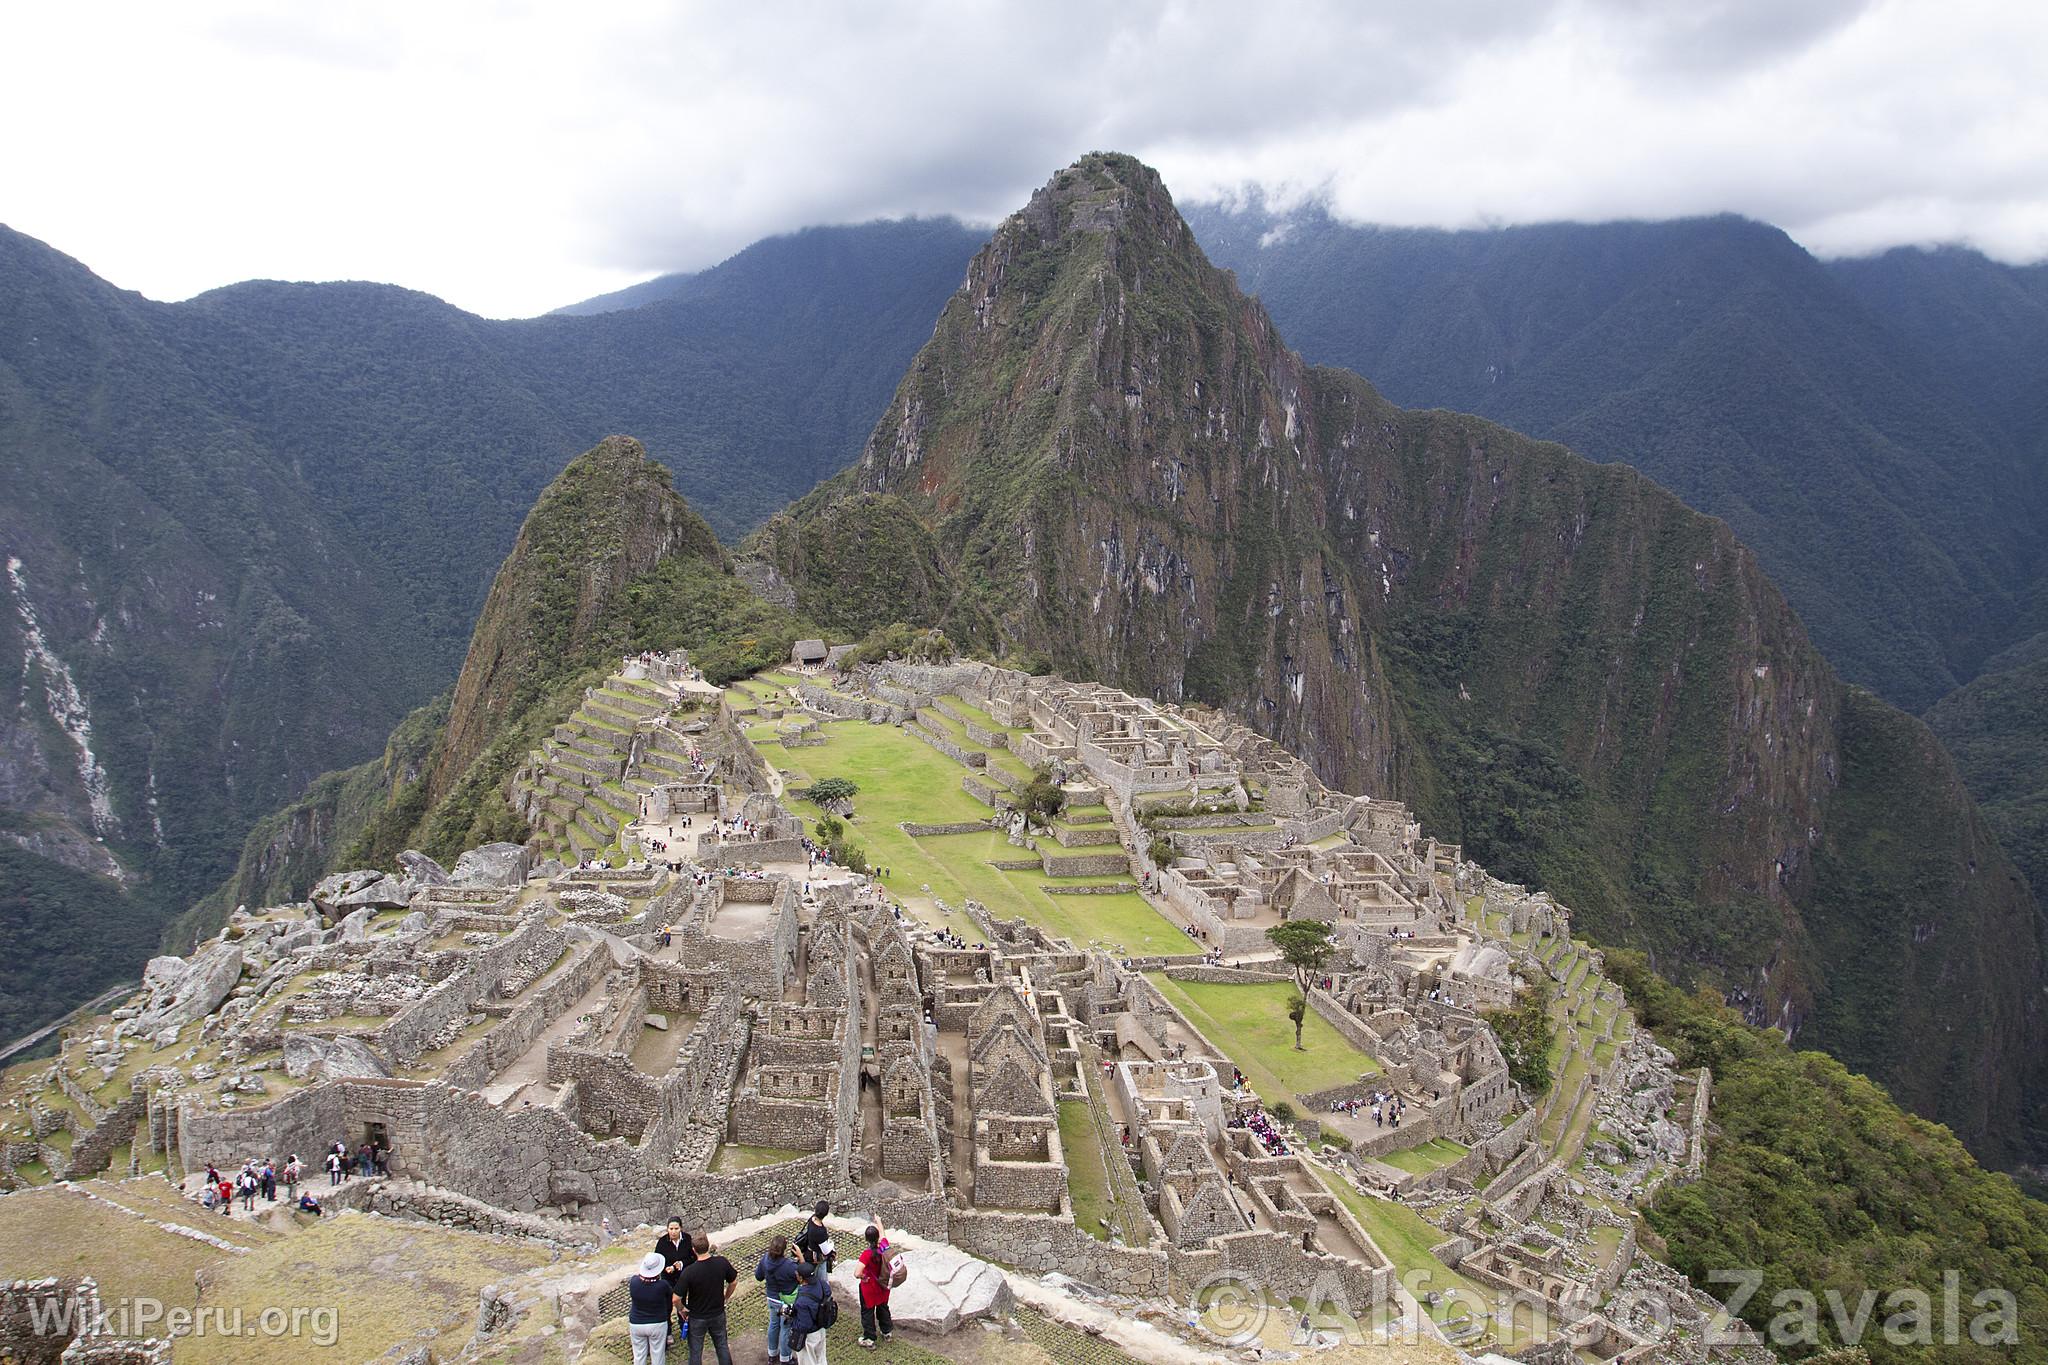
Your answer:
[1378,1137,1469,1176]
[1311,1166,1519,1344]
[744,716,1191,953]
[1146,975,1378,1102]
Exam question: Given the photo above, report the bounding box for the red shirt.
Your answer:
[858,1244,891,1307]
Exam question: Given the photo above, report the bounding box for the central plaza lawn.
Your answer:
[751,717,1189,953]
[1146,974,1378,1101]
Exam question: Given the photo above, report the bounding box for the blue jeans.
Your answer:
[766,1297,788,1359]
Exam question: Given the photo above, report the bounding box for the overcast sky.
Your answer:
[3,0,2042,318]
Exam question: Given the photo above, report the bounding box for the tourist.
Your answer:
[260,1158,276,1201]
[297,1191,322,1216]
[216,1174,232,1213]
[795,1201,835,1271]
[676,1231,738,1365]
[656,1218,694,1339]
[855,1222,895,1347]
[283,1155,301,1200]
[324,1150,341,1185]
[627,1251,677,1365]
[755,1234,802,1363]
[786,1260,835,1365]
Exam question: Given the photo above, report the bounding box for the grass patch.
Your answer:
[1377,1137,1469,1176]
[184,1212,550,1364]
[1147,975,1377,1101]
[1057,1100,1115,1241]
[710,1144,811,1173]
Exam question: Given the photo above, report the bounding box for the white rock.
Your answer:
[282,1033,390,1081]
[829,1241,1011,1334]
[453,842,531,889]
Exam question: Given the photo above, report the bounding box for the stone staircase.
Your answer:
[512,673,705,862]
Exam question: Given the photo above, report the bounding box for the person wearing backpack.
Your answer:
[785,1259,836,1365]
[855,1221,896,1348]
[755,1234,802,1364]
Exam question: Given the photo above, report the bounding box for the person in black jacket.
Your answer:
[793,1201,834,1271]
[656,1219,695,1341]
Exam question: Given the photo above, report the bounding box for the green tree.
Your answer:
[1484,986,1555,1095]
[1019,767,1065,822]
[1286,992,1310,1052]
[1266,919,1335,995]
[810,777,860,805]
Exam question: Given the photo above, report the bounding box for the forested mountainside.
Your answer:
[766,153,2048,1168]
[1186,203,2048,943]
[170,436,813,947]
[0,219,976,1039]
[1182,203,2048,715]
[1833,247,2048,918]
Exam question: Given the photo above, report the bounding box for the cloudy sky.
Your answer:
[3,0,2042,318]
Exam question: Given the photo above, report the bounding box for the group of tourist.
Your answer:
[1347,1089,1405,1129]
[624,1202,903,1365]
[198,1147,350,1217]
[1232,1105,1290,1155]
[325,1136,389,1182]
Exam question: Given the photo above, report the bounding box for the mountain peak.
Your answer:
[430,435,720,795]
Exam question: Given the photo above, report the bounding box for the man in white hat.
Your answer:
[629,1250,678,1365]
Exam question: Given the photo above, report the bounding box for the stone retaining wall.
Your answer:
[61,1092,147,1180]
[1039,850,1128,877]
[324,1178,601,1246]
[1163,965,1292,985]
[1039,883,1137,895]
[906,721,986,769]
[899,820,993,837]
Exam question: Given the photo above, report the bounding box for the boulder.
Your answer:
[396,911,432,937]
[334,874,413,912]
[531,856,566,882]
[830,1241,1010,1333]
[282,1032,390,1081]
[337,908,377,942]
[398,850,452,886]
[452,842,532,889]
[311,869,385,912]
[135,943,244,1034]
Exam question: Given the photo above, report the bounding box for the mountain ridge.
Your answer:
[765,151,2048,1167]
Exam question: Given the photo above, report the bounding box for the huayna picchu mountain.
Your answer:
[762,152,2048,1168]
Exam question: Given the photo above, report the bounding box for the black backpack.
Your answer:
[814,1284,838,1331]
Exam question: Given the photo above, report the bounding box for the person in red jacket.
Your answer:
[855,1221,893,1347]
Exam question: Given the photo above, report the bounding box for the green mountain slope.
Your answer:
[767,152,2048,1168]
[1183,204,2046,713]
[171,436,811,945]
[0,219,975,1036]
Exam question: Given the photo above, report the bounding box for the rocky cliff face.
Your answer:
[768,153,2048,1166]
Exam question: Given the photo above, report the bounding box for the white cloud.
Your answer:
[0,0,2039,317]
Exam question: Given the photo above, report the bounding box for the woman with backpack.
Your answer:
[855,1221,896,1348]
[755,1234,802,1364]
[785,1260,836,1365]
